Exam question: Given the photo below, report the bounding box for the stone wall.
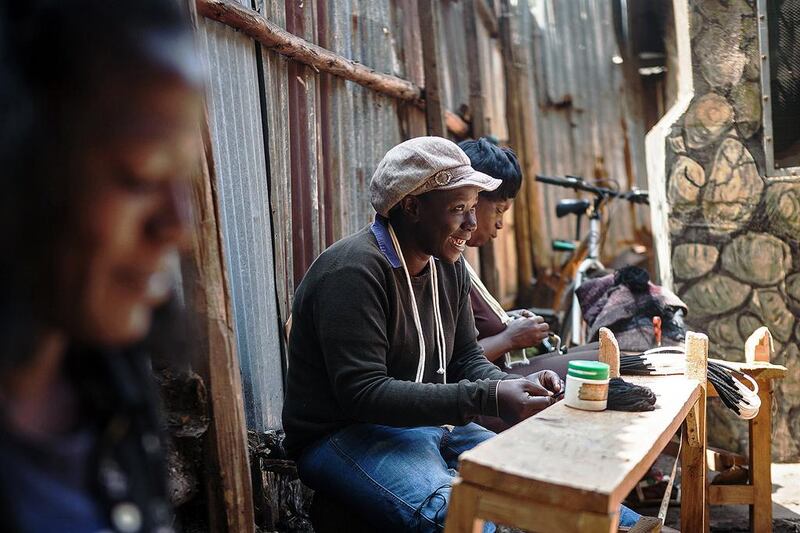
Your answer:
[665,0,799,460]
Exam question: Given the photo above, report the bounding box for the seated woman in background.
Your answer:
[0,1,201,531]
[458,138,597,378]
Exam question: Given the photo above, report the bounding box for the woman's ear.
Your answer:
[399,195,420,221]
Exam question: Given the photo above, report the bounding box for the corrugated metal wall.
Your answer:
[195,0,653,432]
[196,2,285,432]
[522,0,650,269]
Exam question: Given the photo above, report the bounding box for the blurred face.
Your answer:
[59,77,200,345]
[467,196,512,247]
[413,186,480,263]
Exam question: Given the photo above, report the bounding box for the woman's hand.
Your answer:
[504,314,550,351]
[525,370,564,398]
[496,379,557,425]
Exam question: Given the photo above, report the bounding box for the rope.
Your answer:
[387,223,447,383]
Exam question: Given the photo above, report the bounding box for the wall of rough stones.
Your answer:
[665,0,799,460]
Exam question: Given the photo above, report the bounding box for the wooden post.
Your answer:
[498,0,545,307]
[183,7,255,528]
[463,0,499,297]
[749,378,773,532]
[418,0,446,137]
[682,332,709,533]
[598,327,620,378]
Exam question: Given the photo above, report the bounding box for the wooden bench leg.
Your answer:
[749,380,773,533]
[445,478,485,533]
[681,399,709,532]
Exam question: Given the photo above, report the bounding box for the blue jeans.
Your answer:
[298,423,641,532]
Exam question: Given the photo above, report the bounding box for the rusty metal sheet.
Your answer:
[521,0,650,269]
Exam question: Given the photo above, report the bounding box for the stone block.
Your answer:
[672,243,719,280]
[681,274,751,318]
[685,93,734,149]
[668,155,706,211]
[731,81,761,138]
[765,182,800,243]
[696,23,747,88]
[708,314,745,353]
[702,138,764,232]
[721,232,792,286]
[787,274,800,308]
[749,289,796,342]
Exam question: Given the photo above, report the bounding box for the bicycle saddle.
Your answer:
[555,198,590,218]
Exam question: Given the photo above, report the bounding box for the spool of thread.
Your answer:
[564,360,610,411]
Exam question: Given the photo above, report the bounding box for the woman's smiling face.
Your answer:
[413,186,481,263]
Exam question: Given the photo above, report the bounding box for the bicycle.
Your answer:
[534,175,650,347]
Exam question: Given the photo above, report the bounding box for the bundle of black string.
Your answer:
[618,352,761,419]
[607,377,657,412]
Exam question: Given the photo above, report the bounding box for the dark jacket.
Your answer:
[282,220,510,458]
[0,347,173,533]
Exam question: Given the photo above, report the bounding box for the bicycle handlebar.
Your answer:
[535,174,649,205]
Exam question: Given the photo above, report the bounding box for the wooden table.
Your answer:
[445,374,707,532]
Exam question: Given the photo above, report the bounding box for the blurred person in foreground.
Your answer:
[0,1,202,531]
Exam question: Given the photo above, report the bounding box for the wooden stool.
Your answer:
[706,327,788,533]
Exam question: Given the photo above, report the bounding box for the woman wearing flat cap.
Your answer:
[282,136,562,532]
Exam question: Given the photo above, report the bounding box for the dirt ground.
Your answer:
[635,462,800,532]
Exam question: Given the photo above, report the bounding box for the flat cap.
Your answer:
[369,136,502,217]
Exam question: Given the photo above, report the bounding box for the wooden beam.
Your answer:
[182,109,257,532]
[463,0,499,296]
[498,0,544,306]
[198,0,419,101]
[418,0,446,137]
[681,332,709,533]
[197,0,468,137]
[708,485,754,506]
[185,6,255,532]
[745,326,773,363]
[749,380,773,531]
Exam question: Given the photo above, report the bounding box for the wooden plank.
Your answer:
[681,332,709,533]
[707,446,748,471]
[418,0,446,136]
[473,484,618,533]
[708,485,754,505]
[458,375,701,514]
[749,380,773,532]
[184,7,255,527]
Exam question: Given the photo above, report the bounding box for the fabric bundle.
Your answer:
[576,266,687,351]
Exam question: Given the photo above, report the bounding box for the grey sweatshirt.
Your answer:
[281,220,511,457]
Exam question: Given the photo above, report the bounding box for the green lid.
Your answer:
[567,360,610,380]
